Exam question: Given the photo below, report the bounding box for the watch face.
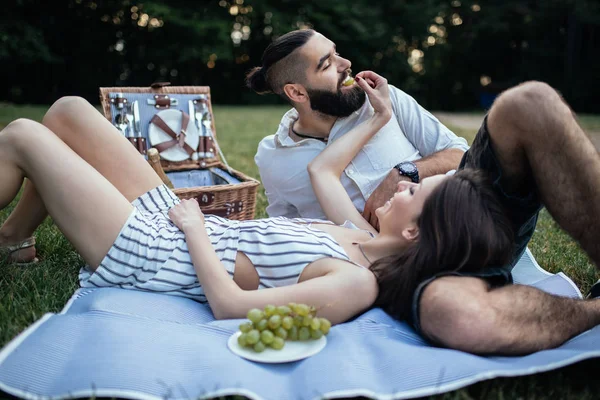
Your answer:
[400,162,417,174]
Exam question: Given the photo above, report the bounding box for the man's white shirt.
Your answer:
[254,85,470,219]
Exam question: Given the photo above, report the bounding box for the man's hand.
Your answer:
[362,170,410,231]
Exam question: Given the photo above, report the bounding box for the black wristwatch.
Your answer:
[394,161,420,183]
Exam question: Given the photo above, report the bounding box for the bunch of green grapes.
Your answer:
[237,303,332,353]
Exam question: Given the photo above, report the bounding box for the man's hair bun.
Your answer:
[246,67,271,94]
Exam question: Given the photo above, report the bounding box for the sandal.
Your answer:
[0,237,39,265]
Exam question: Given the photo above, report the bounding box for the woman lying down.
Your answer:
[0,71,504,328]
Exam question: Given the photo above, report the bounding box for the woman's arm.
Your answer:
[169,200,378,324]
[308,115,387,233]
[307,72,392,232]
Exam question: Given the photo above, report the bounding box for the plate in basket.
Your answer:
[227,331,327,363]
[148,109,200,162]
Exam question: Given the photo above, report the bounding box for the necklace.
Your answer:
[290,120,328,143]
[353,242,373,265]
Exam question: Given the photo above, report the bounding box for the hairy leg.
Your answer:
[417,82,600,354]
[0,119,134,268]
[0,97,162,248]
[486,81,600,265]
[419,276,600,354]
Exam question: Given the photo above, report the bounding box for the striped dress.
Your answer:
[79,185,366,303]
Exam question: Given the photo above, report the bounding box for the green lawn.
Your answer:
[0,103,599,399]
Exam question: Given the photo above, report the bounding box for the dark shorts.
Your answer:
[411,116,543,335]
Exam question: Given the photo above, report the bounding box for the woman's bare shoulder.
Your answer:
[301,257,379,297]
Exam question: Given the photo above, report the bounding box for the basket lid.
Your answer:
[99,84,222,168]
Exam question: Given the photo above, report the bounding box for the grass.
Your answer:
[0,102,599,399]
[432,111,600,129]
[578,115,600,132]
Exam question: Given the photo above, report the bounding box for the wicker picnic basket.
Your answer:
[99,83,259,220]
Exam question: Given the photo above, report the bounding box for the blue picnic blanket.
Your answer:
[0,249,598,400]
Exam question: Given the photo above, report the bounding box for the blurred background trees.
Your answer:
[1,0,599,111]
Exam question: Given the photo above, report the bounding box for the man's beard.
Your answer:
[306,85,366,118]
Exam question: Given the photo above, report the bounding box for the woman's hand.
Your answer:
[355,71,392,121]
[168,199,206,233]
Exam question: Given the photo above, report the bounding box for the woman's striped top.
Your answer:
[79,185,366,303]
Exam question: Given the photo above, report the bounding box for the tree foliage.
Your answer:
[1,0,599,111]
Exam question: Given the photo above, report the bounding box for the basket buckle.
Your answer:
[196,193,216,206]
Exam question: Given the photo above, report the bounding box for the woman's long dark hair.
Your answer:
[372,169,515,321]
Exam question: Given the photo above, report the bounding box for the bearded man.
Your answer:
[248,29,469,228]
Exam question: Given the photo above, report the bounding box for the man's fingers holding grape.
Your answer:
[356,71,386,88]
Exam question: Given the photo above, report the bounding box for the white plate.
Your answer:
[148,109,199,162]
[227,331,327,363]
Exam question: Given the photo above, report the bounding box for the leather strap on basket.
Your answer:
[153,94,173,108]
[200,201,244,218]
[192,194,243,217]
[150,111,195,156]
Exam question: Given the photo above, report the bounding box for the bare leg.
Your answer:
[419,81,600,354]
[0,180,47,262]
[0,118,134,268]
[0,97,162,257]
[485,81,600,266]
[420,277,600,355]
[1,181,46,241]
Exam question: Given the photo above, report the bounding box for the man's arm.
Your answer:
[414,148,465,178]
